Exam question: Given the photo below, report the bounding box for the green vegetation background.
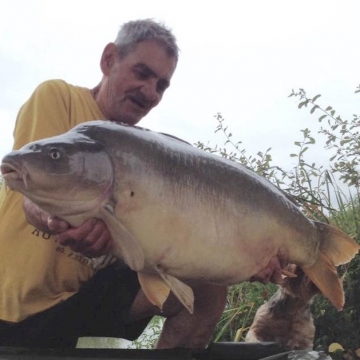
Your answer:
[198,86,360,352]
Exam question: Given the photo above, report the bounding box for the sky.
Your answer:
[1,0,359,171]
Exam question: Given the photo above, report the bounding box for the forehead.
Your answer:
[122,41,177,81]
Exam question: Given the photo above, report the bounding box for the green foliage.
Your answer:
[213,282,277,343]
[196,113,276,179]
[289,88,360,188]
[197,85,360,350]
[130,316,164,349]
[313,255,360,351]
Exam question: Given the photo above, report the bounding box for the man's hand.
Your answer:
[56,219,113,258]
[23,197,113,258]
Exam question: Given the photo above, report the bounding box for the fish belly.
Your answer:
[115,195,317,285]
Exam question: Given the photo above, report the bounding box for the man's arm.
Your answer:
[157,283,228,349]
[129,283,228,349]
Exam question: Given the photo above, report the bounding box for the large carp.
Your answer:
[1,120,358,313]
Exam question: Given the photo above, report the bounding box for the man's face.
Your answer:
[99,41,177,125]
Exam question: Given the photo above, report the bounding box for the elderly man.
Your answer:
[0,19,227,348]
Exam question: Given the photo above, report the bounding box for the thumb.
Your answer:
[47,217,70,233]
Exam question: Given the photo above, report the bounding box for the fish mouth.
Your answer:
[1,162,29,189]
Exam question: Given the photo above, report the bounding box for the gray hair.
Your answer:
[114,19,179,62]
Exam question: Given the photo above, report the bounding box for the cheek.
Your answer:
[111,69,133,93]
[154,95,162,107]
[115,70,142,94]
[106,75,126,101]
[148,94,162,110]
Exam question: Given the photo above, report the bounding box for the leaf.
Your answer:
[328,342,344,352]
[298,101,308,109]
[310,105,319,114]
[300,146,309,154]
[307,137,316,144]
[312,94,322,102]
[318,114,327,122]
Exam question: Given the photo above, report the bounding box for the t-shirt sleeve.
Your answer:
[13,80,72,150]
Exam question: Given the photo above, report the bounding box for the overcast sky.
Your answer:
[1,0,359,170]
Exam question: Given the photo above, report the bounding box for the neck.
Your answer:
[90,83,110,119]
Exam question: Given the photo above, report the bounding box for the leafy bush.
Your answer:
[197,86,360,350]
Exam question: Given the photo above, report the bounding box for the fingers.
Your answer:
[250,256,285,285]
[24,198,112,258]
[56,219,113,258]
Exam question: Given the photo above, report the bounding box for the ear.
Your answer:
[100,43,119,76]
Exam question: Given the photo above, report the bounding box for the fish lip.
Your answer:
[1,162,20,178]
[1,161,29,188]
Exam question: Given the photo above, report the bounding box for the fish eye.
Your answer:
[49,147,62,160]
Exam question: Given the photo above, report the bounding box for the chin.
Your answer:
[112,114,139,126]
[120,109,147,125]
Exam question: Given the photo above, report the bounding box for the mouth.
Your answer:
[127,95,150,110]
[1,162,29,189]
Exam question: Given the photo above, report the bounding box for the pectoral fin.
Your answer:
[100,205,144,271]
[138,272,171,311]
[155,266,194,314]
[138,269,194,314]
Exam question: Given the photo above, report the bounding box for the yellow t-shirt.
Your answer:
[0,79,114,322]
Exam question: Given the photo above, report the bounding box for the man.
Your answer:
[0,19,227,348]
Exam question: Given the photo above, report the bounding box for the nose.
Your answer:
[141,80,160,103]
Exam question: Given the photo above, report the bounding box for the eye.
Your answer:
[134,68,148,80]
[49,147,62,160]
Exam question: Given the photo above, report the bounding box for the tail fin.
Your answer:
[302,221,359,310]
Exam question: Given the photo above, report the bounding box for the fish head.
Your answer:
[1,132,114,223]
